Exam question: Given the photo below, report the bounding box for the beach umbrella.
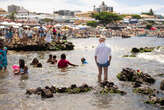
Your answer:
[151,27,157,31]
[0,26,5,29]
[47,25,53,28]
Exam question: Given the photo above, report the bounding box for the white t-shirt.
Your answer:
[95,43,112,64]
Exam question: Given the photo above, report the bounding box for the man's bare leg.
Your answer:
[98,66,102,83]
[104,67,108,81]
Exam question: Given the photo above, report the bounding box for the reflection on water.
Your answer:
[0,37,164,110]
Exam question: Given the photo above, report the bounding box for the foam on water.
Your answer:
[138,48,164,63]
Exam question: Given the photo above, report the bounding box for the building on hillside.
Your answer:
[94,1,113,13]
[8,4,20,13]
[16,7,29,20]
[54,10,75,16]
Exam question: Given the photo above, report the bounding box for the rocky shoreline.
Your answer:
[6,41,74,51]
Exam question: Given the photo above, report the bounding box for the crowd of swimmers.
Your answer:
[12,53,87,75]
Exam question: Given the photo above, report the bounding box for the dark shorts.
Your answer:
[98,61,110,67]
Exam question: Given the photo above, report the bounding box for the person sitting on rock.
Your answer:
[47,54,53,63]
[13,59,28,75]
[58,54,78,68]
[51,55,57,64]
[81,58,88,64]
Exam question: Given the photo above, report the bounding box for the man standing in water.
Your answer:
[95,36,112,83]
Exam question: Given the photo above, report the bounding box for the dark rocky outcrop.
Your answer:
[160,80,164,90]
[133,86,157,95]
[6,41,74,51]
[25,84,92,99]
[131,47,155,53]
[117,68,155,84]
[145,96,164,106]
[99,81,127,95]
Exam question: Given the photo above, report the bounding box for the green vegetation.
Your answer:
[41,18,53,23]
[100,88,126,95]
[86,21,98,27]
[133,87,154,95]
[91,12,123,26]
[122,54,136,58]
[142,9,154,16]
[146,24,153,30]
[8,12,16,21]
[131,14,141,19]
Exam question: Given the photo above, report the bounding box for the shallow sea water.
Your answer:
[0,37,164,110]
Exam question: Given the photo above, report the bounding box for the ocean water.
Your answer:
[0,37,164,110]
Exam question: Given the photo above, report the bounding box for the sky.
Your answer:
[0,0,164,15]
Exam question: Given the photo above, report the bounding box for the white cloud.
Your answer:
[0,0,164,15]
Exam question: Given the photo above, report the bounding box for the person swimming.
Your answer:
[51,55,57,64]
[47,54,53,63]
[30,58,42,68]
[13,59,28,75]
[81,58,88,64]
[58,54,78,68]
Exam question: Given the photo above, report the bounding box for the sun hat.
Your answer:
[99,35,106,40]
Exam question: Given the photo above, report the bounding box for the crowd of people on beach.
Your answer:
[0,26,67,45]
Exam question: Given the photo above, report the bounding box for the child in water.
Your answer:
[30,58,42,68]
[81,58,88,64]
[58,54,78,68]
[13,59,28,75]
[47,54,53,63]
[51,55,57,64]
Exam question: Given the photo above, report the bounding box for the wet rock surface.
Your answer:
[133,86,158,95]
[160,80,164,90]
[117,68,155,84]
[145,96,164,106]
[6,41,74,51]
[99,81,127,95]
[131,47,155,53]
[26,84,92,98]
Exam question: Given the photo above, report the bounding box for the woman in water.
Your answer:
[58,54,78,68]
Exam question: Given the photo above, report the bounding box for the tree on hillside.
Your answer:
[8,12,16,21]
[131,14,141,19]
[149,9,154,15]
[142,9,154,16]
[86,21,98,27]
[91,12,123,26]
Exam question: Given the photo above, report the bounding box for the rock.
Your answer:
[50,86,56,93]
[41,89,53,98]
[133,86,155,95]
[145,96,164,106]
[56,87,67,93]
[99,81,126,95]
[6,41,74,51]
[26,89,37,95]
[131,48,140,53]
[132,81,142,88]
[70,84,77,89]
[160,80,164,90]
[117,68,155,84]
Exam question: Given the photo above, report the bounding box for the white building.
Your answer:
[94,1,113,13]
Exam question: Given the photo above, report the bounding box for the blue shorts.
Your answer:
[40,33,44,37]
[98,61,109,67]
